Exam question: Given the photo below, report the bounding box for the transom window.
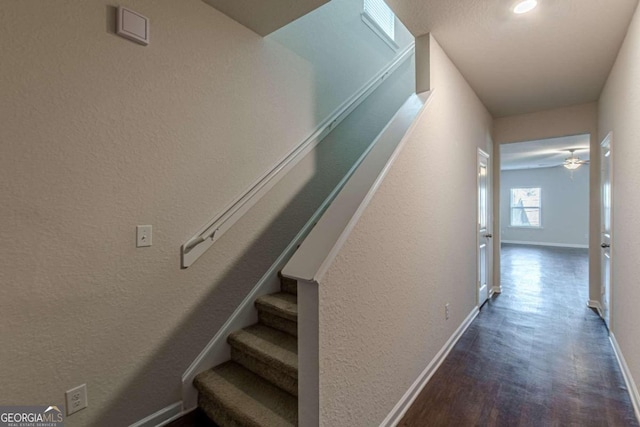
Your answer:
[510,187,542,227]
[363,0,397,48]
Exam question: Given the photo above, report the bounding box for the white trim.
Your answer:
[491,286,502,294]
[128,402,185,427]
[600,131,614,329]
[610,333,640,423]
[501,240,588,249]
[297,280,320,427]
[380,307,479,427]
[477,148,492,307]
[587,300,603,317]
[180,43,415,268]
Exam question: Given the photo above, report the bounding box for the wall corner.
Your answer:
[415,33,431,93]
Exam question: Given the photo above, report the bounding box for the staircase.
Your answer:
[194,275,298,426]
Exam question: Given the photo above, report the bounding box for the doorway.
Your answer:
[478,149,491,306]
[600,132,613,328]
[498,134,591,304]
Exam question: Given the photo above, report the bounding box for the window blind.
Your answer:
[364,0,395,41]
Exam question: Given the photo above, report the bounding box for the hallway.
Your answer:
[399,244,638,426]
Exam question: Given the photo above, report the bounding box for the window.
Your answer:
[362,0,397,49]
[510,188,541,227]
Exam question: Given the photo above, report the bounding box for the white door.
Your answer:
[478,149,491,306]
[600,132,613,328]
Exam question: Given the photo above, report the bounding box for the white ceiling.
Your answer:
[386,0,639,117]
[500,134,590,170]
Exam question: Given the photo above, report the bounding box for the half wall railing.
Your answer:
[281,89,433,426]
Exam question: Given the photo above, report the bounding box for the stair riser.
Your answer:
[227,332,297,380]
[231,347,298,396]
[280,277,297,295]
[255,300,297,323]
[258,311,297,337]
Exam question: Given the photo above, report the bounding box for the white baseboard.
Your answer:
[610,333,640,423]
[587,300,603,317]
[491,286,502,295]
[501,240,588,249]
[129,402,186,427]
[379,307,479,427]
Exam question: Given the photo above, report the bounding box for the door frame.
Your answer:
[477,148,492,306]
[600,131,614,328]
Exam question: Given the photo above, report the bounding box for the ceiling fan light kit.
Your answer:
[563,149,588,171]
[564,161,581,170]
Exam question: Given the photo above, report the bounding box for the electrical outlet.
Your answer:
[445,303,450,320]
[136,225,152,247]
[65,384,88,416]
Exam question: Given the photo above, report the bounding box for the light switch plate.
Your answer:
[116,6,149,46]
[137,225,152,247]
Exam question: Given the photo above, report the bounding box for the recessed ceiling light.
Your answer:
[513,0,537,14]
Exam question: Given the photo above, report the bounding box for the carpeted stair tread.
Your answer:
[228,324,297,379]
[194,361,297,427]
[255,292,297,322]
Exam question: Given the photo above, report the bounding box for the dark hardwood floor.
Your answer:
[165,408,218,427]
[399,243,638,426]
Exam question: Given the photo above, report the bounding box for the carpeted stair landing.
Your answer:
[194,276,298,426]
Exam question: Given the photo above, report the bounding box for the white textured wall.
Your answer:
[598,0,640,405]
[493,103,599,299]
[317,35,493,426]
[500,166,589,247]
[0,0,414,425]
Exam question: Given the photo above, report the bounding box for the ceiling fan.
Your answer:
[563,149,589,170]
